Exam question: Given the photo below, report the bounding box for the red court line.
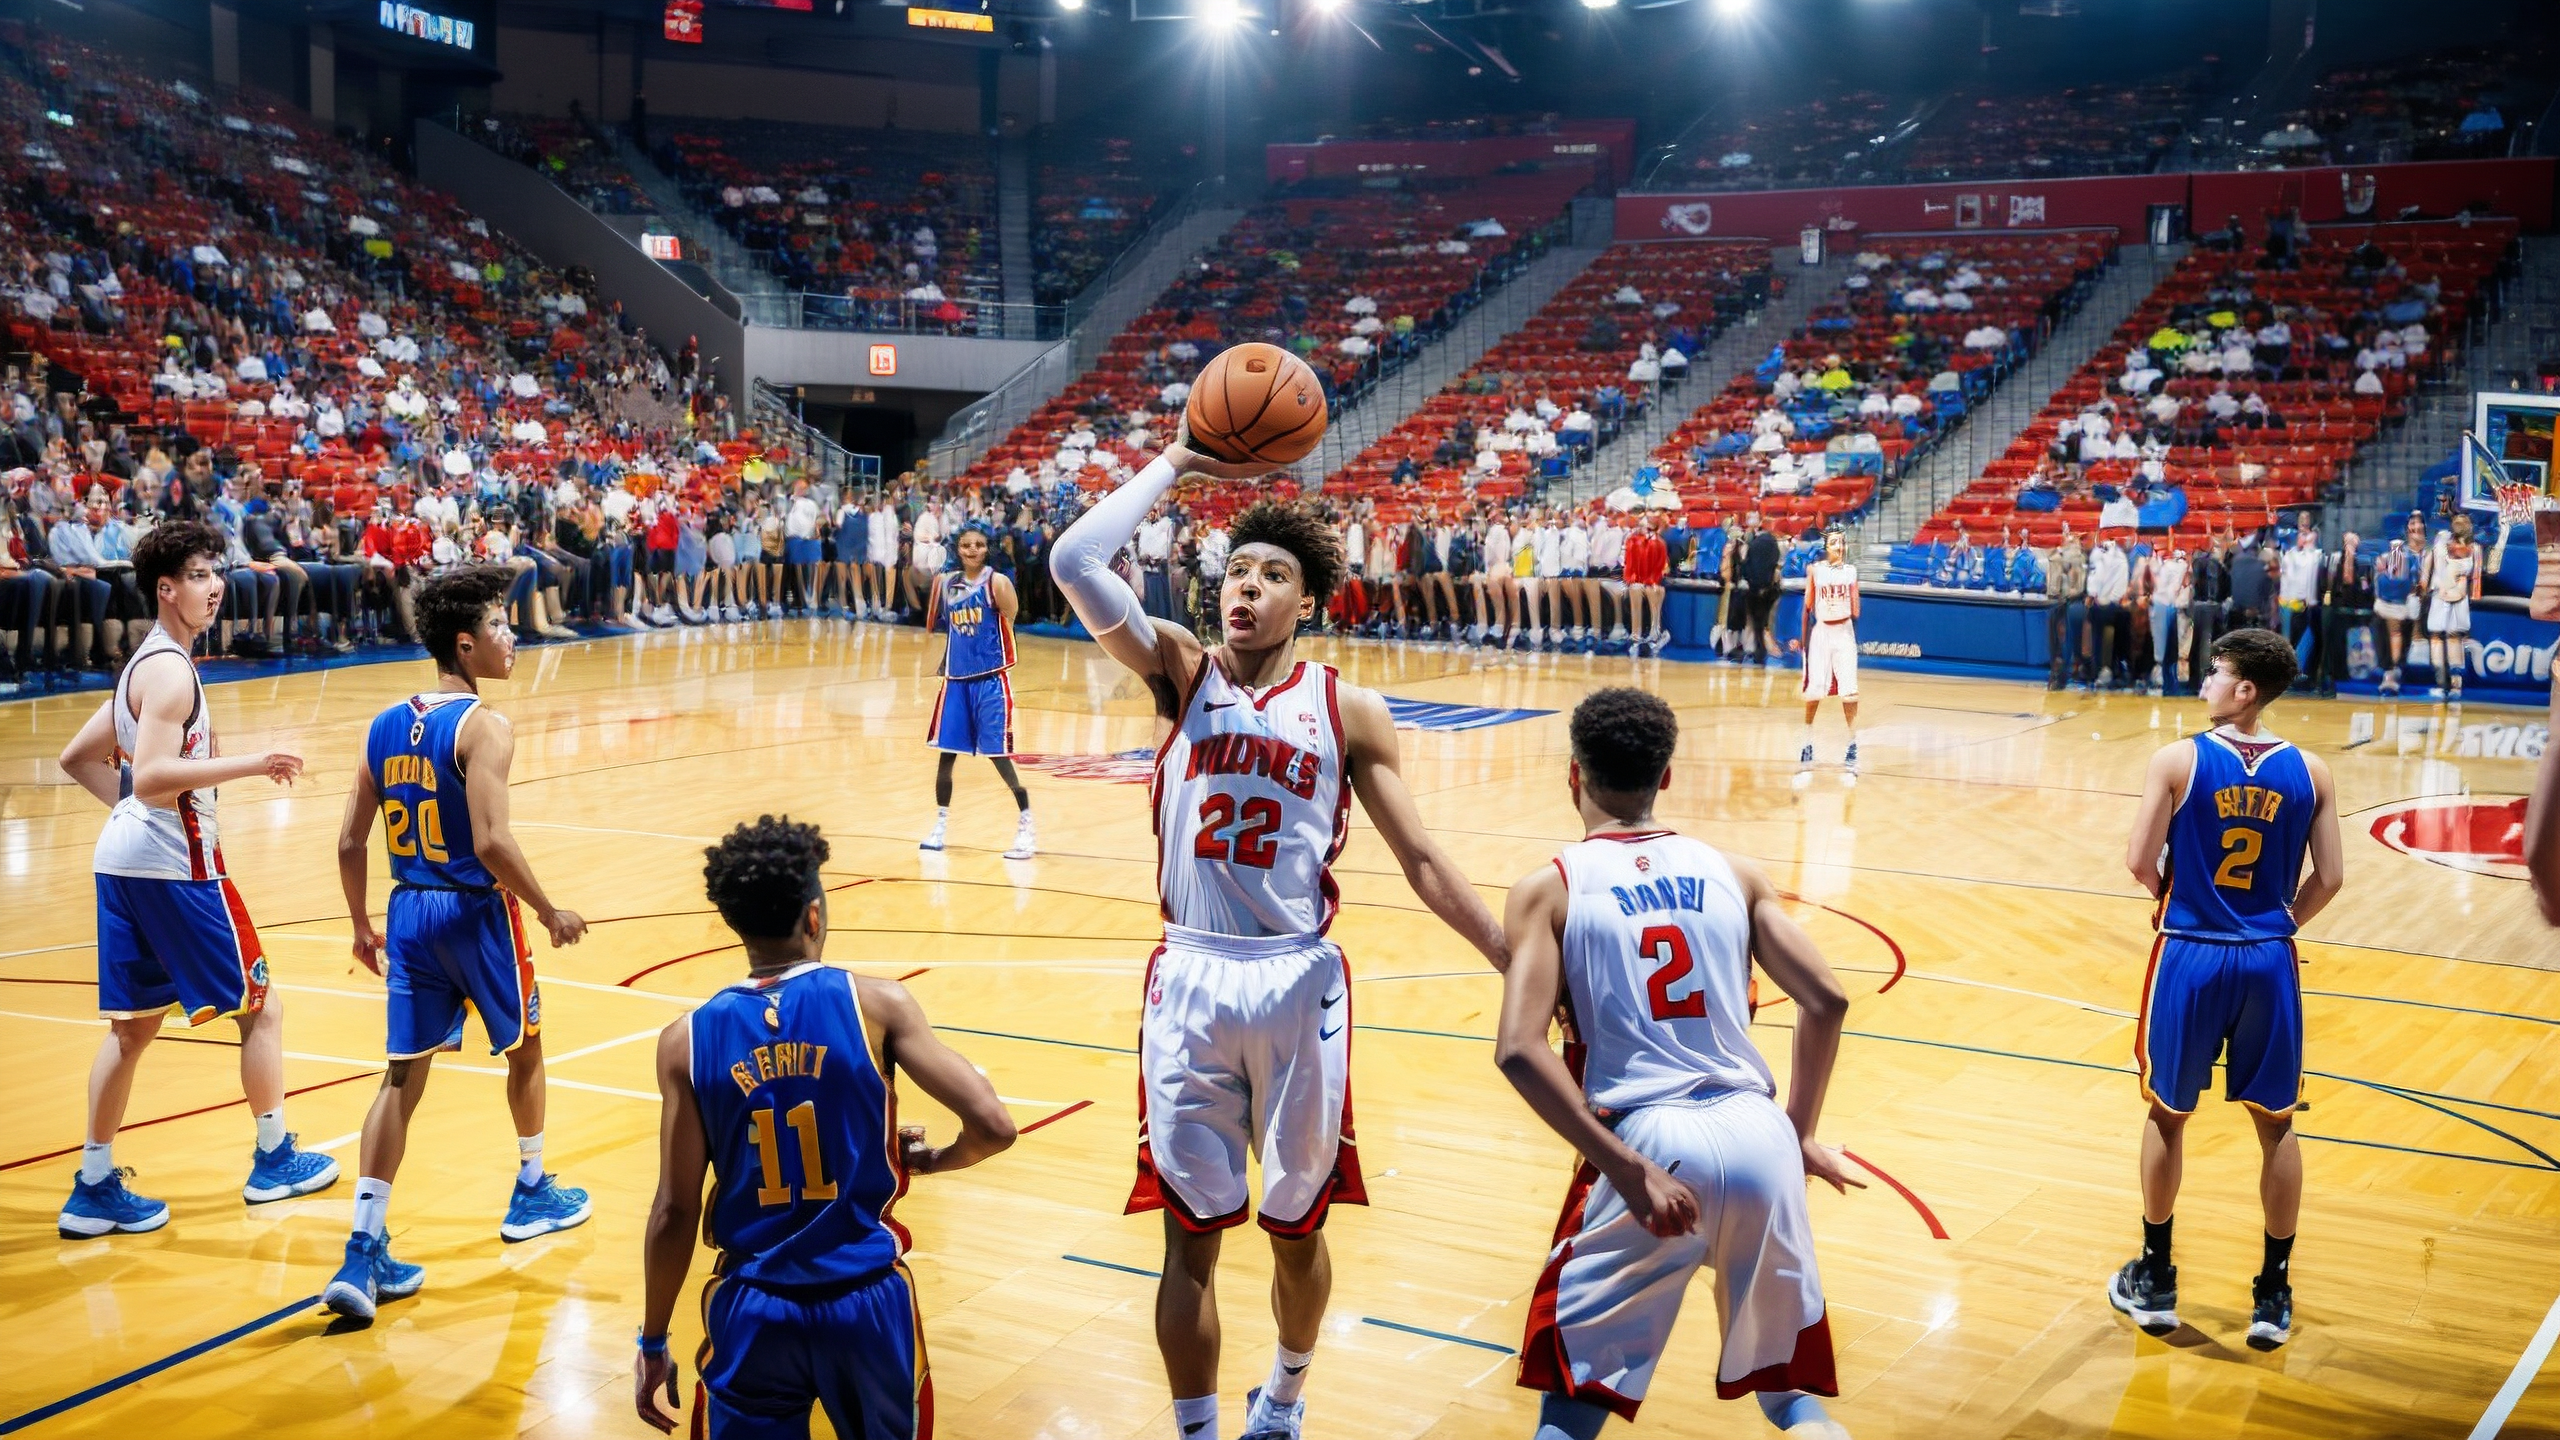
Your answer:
[0,1070,380,1173]
[1840,1148,1948,1240]
[1780,893,1910,993]
[1018,1100,1092,1135]
[0,977,93,986]
[616,943,745,988]
[895,968,932,983]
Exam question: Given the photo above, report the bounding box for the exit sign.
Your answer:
[867,344,898,377]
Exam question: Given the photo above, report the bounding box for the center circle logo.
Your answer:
[2367,795,2527,880]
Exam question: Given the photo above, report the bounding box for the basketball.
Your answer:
[1183,342,1328,467]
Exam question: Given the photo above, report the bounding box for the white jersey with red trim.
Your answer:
[1807,560,1858,625]
[1558,831,1772,1112]
[95,625,224,881]
[1153,657,1350,938]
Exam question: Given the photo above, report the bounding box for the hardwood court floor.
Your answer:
[3,623,2558,1439]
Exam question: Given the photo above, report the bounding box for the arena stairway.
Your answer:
[2335,233,2557,541]
[604,125,791,308]
[1564,244,1849,504]
[997,136,1037,335]
[1298,244,1606,482]
[1867,242,2186,547]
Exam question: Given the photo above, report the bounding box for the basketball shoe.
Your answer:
[323,1232,426,1320]
[1003,815,1037,861]
[244,1133,341,1203]
[1240,1386,1304,1440]
[2106,1256,2179,1336]
[1798,742,1815,770]
[1844,742,1859,772]
[919,814,949,852]
[2246,1276,2293,1351]
[501,1174,593,1242]
[58,1168,170,1238]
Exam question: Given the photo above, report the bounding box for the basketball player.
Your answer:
[53,520,340,1238]
[920,525,1034,860]
[1798,529,1860,774]
[324,566,593,1319]
[1051,435,1509,1440]
[2422,515,2482,699]
[2111,628,2342,1351]
[1500,687,1860,1439]
[634,816,1017,1438]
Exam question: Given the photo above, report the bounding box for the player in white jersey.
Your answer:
[1499,688,1861,1439]
[52,520,338,1239]
[1798,530,1861,775]
[1052,433,1507,1440]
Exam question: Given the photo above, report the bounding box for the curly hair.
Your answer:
[132,519,226,597]
[415,565,517,674]
[2210,627,2299,703]
[703,815,832,941]
[1225,499,1345,608]
[1571,686,1680,796]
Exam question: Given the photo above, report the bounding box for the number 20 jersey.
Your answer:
[1557,831,1776,1113]
[364,694,493,889]
[2160,732,2312,942]
[1151,659,1350,938]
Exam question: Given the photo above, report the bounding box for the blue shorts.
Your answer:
[96,874,270,1025]
[834,530,863,563]
[2137,935,2302,1115]
[785,537,823,566]
[928,673,1013,757]
[697,1267,928,1440]
[385,885,538,1058]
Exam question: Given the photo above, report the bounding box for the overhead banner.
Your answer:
[664,0,703,42]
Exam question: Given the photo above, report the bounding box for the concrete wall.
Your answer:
[741,327,1053,397]
[414,119,749,406]
[485,22,977,134]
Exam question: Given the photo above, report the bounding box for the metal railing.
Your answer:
[727,289,1067,339]
[750,379,886,500]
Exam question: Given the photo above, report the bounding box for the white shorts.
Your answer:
[2372,597,2415,623]
[1518,1091,1835,1418]
[1128,926,1365,1237]
[866,543,896,568]
[2427,596,2471,633]
[1800,620,1859,700]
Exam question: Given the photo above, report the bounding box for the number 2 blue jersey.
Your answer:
[935,571,1013,680]
[364,694,493,889]
[2160,731,2313,942]
[690,962,906,1290]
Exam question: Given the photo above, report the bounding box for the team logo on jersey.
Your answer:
[2367,795,2528,880]
[1634,856,1652,872]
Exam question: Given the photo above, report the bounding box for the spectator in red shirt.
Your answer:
[1623,511,1671,657]
[359,499,435,641]
[646,498,682,614]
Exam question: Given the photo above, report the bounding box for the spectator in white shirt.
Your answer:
[2085,535,2134,687]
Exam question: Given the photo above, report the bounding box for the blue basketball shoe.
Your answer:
[59,1168,171,1238]
[322,1232,426,1321]
[501,1174,593,1242]
[244,1133,341,1203]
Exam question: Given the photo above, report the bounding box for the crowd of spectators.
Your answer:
[476,110,656,215]
[1030,132,1184,307]
[1899,76,2206,183]
[1657,90,1905,191]
[2254,45,2560,167]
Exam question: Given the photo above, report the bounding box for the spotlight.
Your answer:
[1580,0,1618,10]
[1710,0,1750,14]
[1059,0,1084,10]
[1309,0,1344,13]
[1202,0,1244,25]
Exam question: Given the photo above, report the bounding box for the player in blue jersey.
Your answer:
[634,816,1017,1439]
[323,565,593,1320]
[919,524,1035,860]
[2111,628,2341,1353]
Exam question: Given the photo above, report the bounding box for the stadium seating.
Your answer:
[1900,77,2206,182]
[477,114,657,214]
[1031,133,1189,307]
[1659,92,1903,191]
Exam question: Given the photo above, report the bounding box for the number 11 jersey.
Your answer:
[1152,659,1351,938]
[1557,831,1775,1112]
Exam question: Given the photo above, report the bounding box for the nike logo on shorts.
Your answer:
[1204,701,1236,711]
[1320,990,1344,1008]
[1319,1021,1345,1041]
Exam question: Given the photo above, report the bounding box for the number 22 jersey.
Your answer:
[1557,831,1775,1113]
[2159,730,2312,942]
[1151,659,1350,939]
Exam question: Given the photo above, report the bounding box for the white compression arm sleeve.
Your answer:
[1051,453,1177,645]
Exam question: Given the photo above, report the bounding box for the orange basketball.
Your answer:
[1184,342,1328,468]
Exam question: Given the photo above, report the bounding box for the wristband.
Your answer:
[637,1331,669,1358]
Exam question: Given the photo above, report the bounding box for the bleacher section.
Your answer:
[478,115,657,214]
[1901,77,2205,182]
[955,175,1585,507]
[1030,133,1186,307]
[1664,92,1902,191]
[1319,241,1772,510]
[1638,232,2115,534]
[1896,224,2516,581]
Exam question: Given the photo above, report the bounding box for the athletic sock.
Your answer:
[1266,1342,1315,1406]
[517,1133,544,1188]
[1756,1391,1832,1432]
[255,1109,287,1152]
[2260,1231,2294,1289]
[1171,1394,1218,1439]
[80,1141,113,1185]
[1535,1392,1612,1440]
[2142,1215,2174,1277]
[353,1178,391,1238]
[936,806,951,822]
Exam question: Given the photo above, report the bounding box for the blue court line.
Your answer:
[0,1295,319,1434]
[1062,1253,1162,1279]
[2301,989,2560,1027]
[1354,1023,1493,1043]
[1360,1317,1516,1354]
[2310,1074,2560,1171]
[933,1025,1138,1055]
[2297,1134,2557,1171]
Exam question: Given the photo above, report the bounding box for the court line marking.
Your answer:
[1017,1100,1092,1135]
[1061,1253,1159,1278]
[0,1295,321,1436]
[1840,1148,1950,1240]
[2469,1286,2560,1440]
[1053,1255,1519,1355]
[545,1028,669,1065]
[0,1064,382,1173]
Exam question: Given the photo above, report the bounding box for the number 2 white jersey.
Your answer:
[1152,658,1351,938]
[1557,831,1774,1111]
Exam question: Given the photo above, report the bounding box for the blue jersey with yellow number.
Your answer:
[690,962,906,1290]
[935,570,1013,680]
[2160,731,2313,942]
[364,693,493,889]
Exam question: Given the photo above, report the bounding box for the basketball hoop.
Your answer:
[2494,480,2543,537]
